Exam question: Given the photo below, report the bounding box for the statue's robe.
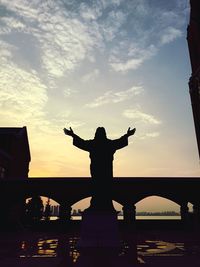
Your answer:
[73,134,128,180]
[73,134,128,210]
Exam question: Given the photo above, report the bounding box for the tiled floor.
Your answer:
[0,230,200,266]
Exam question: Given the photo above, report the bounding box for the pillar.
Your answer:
[187,0,200,159]
[0,198,25,230]
[180,202,189,223]
[189,75,200,159]
[123,203,136,224]
[193,204,200,225]
[59,203,72,222]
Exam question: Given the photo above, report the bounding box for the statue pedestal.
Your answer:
[78,209,121,248]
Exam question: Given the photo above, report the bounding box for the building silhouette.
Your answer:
[187,0,200,158]
[0,127,31,180]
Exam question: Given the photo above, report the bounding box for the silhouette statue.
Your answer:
[63,127,136,210]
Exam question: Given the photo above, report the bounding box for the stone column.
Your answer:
[123,203,136,224]
[2,196,27,230]
[180,202,189,223]
[59,202,72,222]
[188,74,200,158]
[193,203,200,226]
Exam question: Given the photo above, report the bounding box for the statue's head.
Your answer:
[94,127,107,140]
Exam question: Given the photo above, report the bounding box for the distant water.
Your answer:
[50,215,181,220]
[135,215,181,220]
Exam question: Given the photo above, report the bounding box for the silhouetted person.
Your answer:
[64,127,135,179]
[63,127,136,210]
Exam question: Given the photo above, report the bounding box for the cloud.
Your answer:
[63,88,77,98]
[109,58,143,73]
[139,132,160,139]
[107,1,187,73]
[0,0,188,78]
[123,109,161,125]
[0,40,15,59]
[0,40,47,123]
[79,3,102,21]
[0,62,48,125]
[0,17,26,34]
[100,10,126,41]
[52,114,84,130]
[81,69,100,83]
[86,86,143,108]
[109,44,157,72]
[34,18,100,77]
[0,65,83,148]
[160,27,182,45]
[0,40,81,135]
[0,0,104,79]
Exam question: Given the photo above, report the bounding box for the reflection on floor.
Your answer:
[0,231,200,266]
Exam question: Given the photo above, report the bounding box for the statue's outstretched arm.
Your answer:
[126,127,136,137]
[112,127,136,150]
[63,127,75,137]
[63,127,91,151]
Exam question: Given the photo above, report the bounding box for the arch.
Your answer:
[69,194,92,207]
[24,194,61,206]
[112,198,124,207]
[135,195,181,220]
[1,193,62,228]
[22,195,61,223]
[25,195,60,206]
[134,194,182,207]
[71,197,124,219]
[72,197,91,213]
